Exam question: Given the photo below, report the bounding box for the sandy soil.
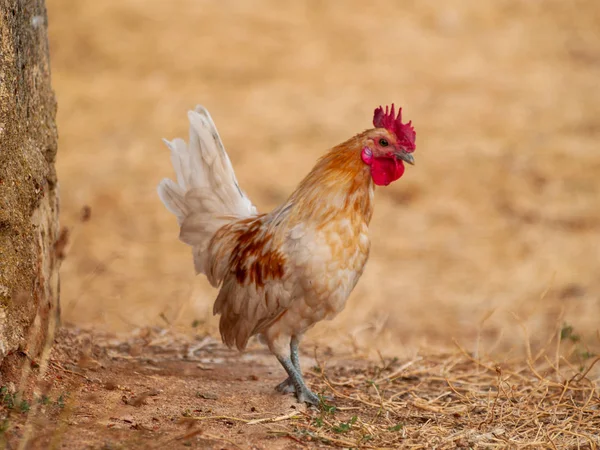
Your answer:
[3,327,599,449]
[5,329,318,450]
[3,0,600,448]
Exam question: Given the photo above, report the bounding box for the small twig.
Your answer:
[50,361,92,382]
[246,411,301,425]
[374,357,423,384]
[570,356,600,383]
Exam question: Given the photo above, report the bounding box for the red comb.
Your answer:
[373,104,416,152]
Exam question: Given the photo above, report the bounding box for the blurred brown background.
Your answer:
[48,0,600,356]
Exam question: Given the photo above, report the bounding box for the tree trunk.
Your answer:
[0,0,59,381]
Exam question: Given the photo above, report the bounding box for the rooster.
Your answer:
[158,104,416,405]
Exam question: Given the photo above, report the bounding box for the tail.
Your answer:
[157,105,257,278]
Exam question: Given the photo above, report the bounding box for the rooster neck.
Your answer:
[280,140,375,227]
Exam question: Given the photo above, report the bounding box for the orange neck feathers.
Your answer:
[284,134,374,226]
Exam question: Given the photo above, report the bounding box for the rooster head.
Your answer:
[361,104,416,186]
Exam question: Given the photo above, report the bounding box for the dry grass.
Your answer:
[296,344,600,448]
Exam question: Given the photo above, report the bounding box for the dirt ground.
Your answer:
[3,0,600,448]
[3,327,599,449]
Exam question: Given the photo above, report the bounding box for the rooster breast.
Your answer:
[260,214,371,351]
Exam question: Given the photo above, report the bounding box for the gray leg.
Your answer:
[290,335,301,371]
[276,355,319,406]
[275,336,302,394]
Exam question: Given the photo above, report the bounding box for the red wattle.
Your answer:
[370,157,405,186]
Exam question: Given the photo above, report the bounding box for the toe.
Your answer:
[275,378,295,393]
[297,389,320,406]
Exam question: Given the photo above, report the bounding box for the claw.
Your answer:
[297,388,320,406]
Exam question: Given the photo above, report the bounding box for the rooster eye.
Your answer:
[379,139,389,147]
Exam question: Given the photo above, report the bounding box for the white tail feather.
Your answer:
[157,105,257,275]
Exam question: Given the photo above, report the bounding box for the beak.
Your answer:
[395,151,415,165]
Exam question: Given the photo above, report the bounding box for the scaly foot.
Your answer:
[275,377,324,406]
[296,387,320,406]
[275,377,295,394]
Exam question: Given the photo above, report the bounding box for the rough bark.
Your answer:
[0,0,59,380]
